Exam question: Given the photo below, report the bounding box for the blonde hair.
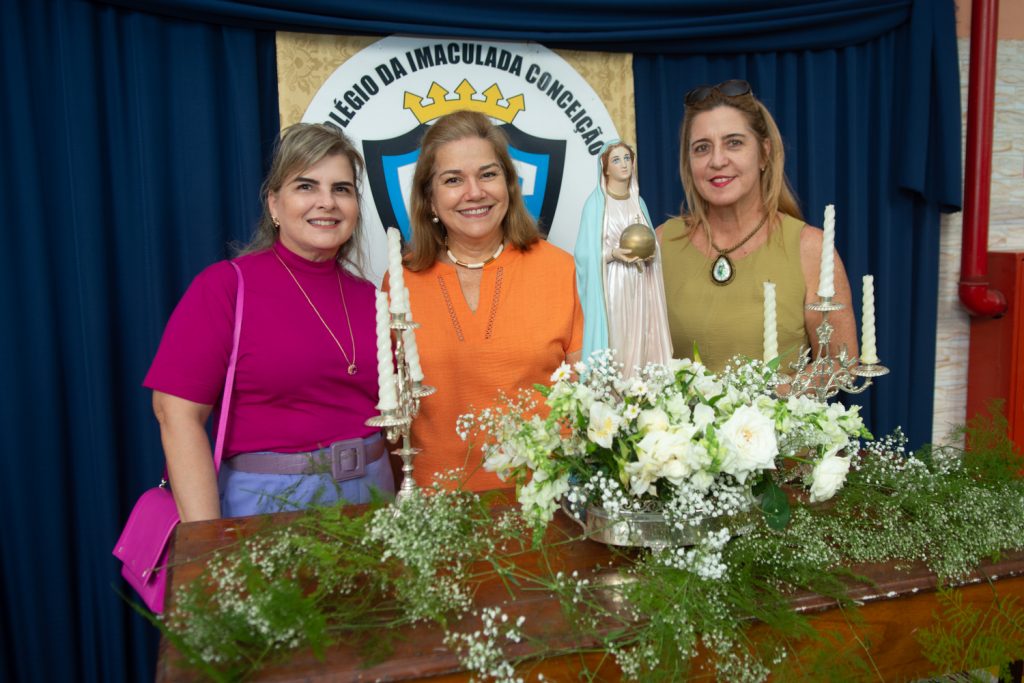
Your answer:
[677,88,802,240]
[240,123,366,271]
[407,110,539,271]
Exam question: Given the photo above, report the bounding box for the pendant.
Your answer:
[348,363,357,375]
[711,254,734,285]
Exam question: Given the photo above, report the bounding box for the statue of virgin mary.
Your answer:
[574,141,673,375]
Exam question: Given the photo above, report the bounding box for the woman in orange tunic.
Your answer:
[395,110,583,491]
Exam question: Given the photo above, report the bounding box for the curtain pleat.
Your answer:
[1,2,279,681]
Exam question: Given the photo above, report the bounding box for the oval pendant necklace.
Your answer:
[274,250,358,375]
[709,213,770,285]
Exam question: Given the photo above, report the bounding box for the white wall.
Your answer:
[932,38,1024,443]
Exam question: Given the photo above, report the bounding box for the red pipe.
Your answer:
[959,0,1008,317]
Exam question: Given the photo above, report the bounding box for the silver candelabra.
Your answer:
[772,296,889,401]
[365,313,435,505]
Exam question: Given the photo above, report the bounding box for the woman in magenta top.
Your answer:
[144,124,393,521]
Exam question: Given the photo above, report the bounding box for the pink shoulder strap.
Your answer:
[212,261,244,472]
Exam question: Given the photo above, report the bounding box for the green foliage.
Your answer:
[917,585,1024,678]
[159,409,1024,682]
[807,427,1024,580]
[752,476,790,530]
[960,401,1024,482]
[161,488,520,679]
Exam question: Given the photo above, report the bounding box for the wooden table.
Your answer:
[156,498,1024,682]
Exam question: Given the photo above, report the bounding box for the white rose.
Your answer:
[819,411,850,444]
[838,406,865,433]
[482,445,516,478]
[718,405,778,483]
[681,441,712,471]
[636,431,679,464]
[483,435,533,478]
[693,374,723,398]
[587,401,623,449]
[786,394,822,417]
[690,470,715,493]
[643,431,711,490]
[716,386,743,412]
[624,445,661,497]
[809,450,852,502]
[547,381,572,404]
[664,393,691,422]
[637,407,671,434]
[518,473,570,525]
[692,403,716,431]
[573,384,596,411]
[667,357,693,374]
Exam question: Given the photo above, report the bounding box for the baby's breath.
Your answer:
[157,385,1024,683]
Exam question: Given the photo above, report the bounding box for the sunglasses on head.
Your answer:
[684,79,752,107]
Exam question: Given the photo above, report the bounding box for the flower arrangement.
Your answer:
[459,351,871,536]
[153,410,1024,682]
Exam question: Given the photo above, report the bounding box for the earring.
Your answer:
[431,214,439,224]
[272,216,281,228]
[760,166,766,172]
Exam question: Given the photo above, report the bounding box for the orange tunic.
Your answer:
[393,240,583,491]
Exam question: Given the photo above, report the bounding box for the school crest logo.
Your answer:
[303,37,617,282]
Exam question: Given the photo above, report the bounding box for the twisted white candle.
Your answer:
[403,328,424,382]
[374,291,398,411]
[763,281,778,363]
[386,227,408,315]
[817,204,836,299]
[860,274,879,365]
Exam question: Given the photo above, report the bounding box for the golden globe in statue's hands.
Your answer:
[618,223,656,260]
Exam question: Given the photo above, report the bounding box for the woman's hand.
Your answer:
[152,391,220,522]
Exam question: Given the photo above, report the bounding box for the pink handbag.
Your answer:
[113,261,244,612]
[112,485,179,612]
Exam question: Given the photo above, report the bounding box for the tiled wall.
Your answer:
[932,38,1024,443]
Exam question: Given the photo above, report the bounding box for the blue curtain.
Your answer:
[0,2,279,681]
[96,0,914,53]
[634,0,960,449]
[2,0,960,680]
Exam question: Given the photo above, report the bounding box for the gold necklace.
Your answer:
[606,188,630,200]
[273,250,358,375]
[708,213,770,286]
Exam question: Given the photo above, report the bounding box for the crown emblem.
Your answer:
[403,80,526,124]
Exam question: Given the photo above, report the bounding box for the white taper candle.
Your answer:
[403,328,424,382]
[386,228,407,315]
[817,204,836,299]
[860,274,879,364]
[763,282,778,363]
[374,291,398,411]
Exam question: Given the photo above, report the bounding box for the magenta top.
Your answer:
[144,241,380,457]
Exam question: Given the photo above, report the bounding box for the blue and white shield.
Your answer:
[362,124,567,241]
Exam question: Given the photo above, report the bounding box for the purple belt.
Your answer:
[226,434,386,483]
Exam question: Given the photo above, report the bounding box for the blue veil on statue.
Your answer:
[574,140,672,374]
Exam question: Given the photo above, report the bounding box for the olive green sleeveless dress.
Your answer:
[661,214,808,372]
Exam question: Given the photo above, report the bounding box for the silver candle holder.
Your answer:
[365,313,435,505]
[772,296,889,401]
